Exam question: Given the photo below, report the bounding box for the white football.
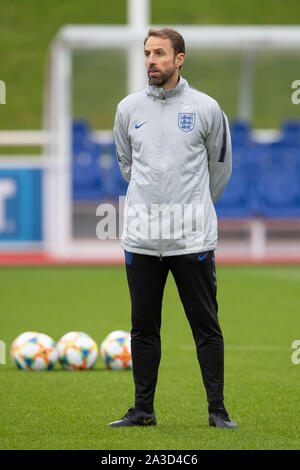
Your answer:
[57,331,98,370]
[100,330,132,370]
[10,331,58,370]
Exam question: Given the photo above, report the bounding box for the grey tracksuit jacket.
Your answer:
[113,75,232,257]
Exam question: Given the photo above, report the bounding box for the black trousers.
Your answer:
[125,250,224,411]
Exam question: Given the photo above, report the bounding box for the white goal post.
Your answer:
[43,24,300,261]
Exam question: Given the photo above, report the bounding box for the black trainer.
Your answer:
[107,407,157,427]
[209,408,238,429]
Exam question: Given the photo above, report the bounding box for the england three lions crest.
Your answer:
[178,113,196,132]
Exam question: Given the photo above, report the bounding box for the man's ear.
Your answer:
[176,53,185,69]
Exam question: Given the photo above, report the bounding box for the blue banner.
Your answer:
[0,169,42,241]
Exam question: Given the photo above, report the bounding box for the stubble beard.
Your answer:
[148,63,177,87]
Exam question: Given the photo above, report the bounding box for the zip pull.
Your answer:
[159,254,163,262]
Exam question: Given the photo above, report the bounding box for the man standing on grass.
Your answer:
[109,27,238,429]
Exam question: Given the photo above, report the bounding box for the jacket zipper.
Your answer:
[158,92,167,262]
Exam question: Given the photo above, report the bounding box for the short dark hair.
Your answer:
[144,28,185,56]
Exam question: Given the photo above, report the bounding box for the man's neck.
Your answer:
[162,74,180,91]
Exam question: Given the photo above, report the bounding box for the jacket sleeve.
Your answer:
[205,102,232,204]
[113,104,132,183]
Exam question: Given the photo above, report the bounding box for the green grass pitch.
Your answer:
[0,265,299,450]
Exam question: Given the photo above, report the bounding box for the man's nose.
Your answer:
[148,54,156,65]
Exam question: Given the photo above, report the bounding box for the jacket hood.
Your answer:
[145,75,188,100]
